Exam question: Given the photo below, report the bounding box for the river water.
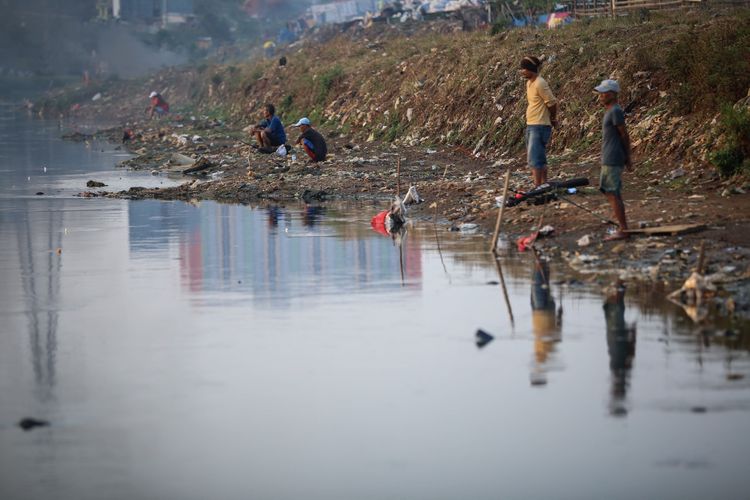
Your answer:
[1,107,749,500]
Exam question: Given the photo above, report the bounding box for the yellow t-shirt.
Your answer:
[526,76,556,126]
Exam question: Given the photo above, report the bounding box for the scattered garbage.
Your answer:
[538,225,555,237]
[183,157,213,175]
[170,152,196,165]
[402,185,423,205]
[458,223,479,233]
[667,272,717,323]
[669,167,686,180]
[517,234,536,252]
[577,234,593,247]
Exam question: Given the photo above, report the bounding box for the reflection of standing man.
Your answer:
[530,257,561,386]
[604,280,636,417]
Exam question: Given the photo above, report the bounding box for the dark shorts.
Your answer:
[266,133,284,147]
[599,165,623,195]
[525,125,552,169]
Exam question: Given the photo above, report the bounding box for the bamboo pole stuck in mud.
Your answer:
[396,157,401,198]
[493,254,515,326]
[490,170,511,253]
[433,165,451,281]
[696,240,706,274]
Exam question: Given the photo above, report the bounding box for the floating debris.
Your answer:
[18,418,49,431]
[475,329,494,349]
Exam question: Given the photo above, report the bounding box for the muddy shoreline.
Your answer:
[66,115,750,323]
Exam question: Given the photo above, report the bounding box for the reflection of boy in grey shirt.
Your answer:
[595,79,632,241]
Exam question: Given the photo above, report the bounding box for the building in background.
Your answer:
[112,0,194,25]
[309,0,378,25]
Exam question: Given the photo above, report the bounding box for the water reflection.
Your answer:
[301,204,325,227]
[3,107,750,500]
[529,254,562,386]
[127,201,423,306]
[14,202,62,402]
[604,280,637,417]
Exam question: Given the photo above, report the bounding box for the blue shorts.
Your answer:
[599,165,623,195]
[154,106,167,115]
[525,125,552,169]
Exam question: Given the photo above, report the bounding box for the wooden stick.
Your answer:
[396,157,401,198]
[490,170,511,253]
[493,254,515,326]
[433,165,451,281]
[696,240,706,274]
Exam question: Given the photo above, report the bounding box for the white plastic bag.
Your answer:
[275,145,287,157]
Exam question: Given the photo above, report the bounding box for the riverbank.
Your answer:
[40,7,750,321]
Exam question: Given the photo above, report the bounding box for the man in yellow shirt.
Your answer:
[520,56,558,187]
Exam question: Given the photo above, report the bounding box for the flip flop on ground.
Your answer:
[603,231,629,241]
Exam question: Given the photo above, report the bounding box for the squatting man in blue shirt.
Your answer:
[251,103,287,153]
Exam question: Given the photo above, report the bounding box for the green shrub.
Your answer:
[710,105,750,177]
[719,104,750,157]
[666,22,750,114]
[710,147,744,178]
[383,113,405,142]
[279,94,294,114]
[316,66,344,104]
[490,19,511,36]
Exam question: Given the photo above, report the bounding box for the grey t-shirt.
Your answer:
[602,104,626,167]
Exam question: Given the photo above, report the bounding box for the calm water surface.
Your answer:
[1,108,749,500]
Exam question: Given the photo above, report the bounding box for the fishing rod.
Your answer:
[555,192,619,227]
[503,178,618,227]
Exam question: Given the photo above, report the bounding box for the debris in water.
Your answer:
[475,329,494,348]
[667,272,717,323]
[18,418,49,431]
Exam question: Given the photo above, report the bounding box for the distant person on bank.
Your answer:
[594,79,632,241]
[147,91,169,119]
[520,56,558,187]
[292,117,327,162]
[252,103,287,152]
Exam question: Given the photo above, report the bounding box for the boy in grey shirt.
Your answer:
[595,79,632,241]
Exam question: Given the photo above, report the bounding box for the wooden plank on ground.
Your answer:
[624,223,706,236]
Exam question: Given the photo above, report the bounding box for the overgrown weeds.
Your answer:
[666,19,750,114]
[316,66,344,104]
[710,104,750,177]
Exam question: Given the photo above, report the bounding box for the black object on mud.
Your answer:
[506,177,590,208]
